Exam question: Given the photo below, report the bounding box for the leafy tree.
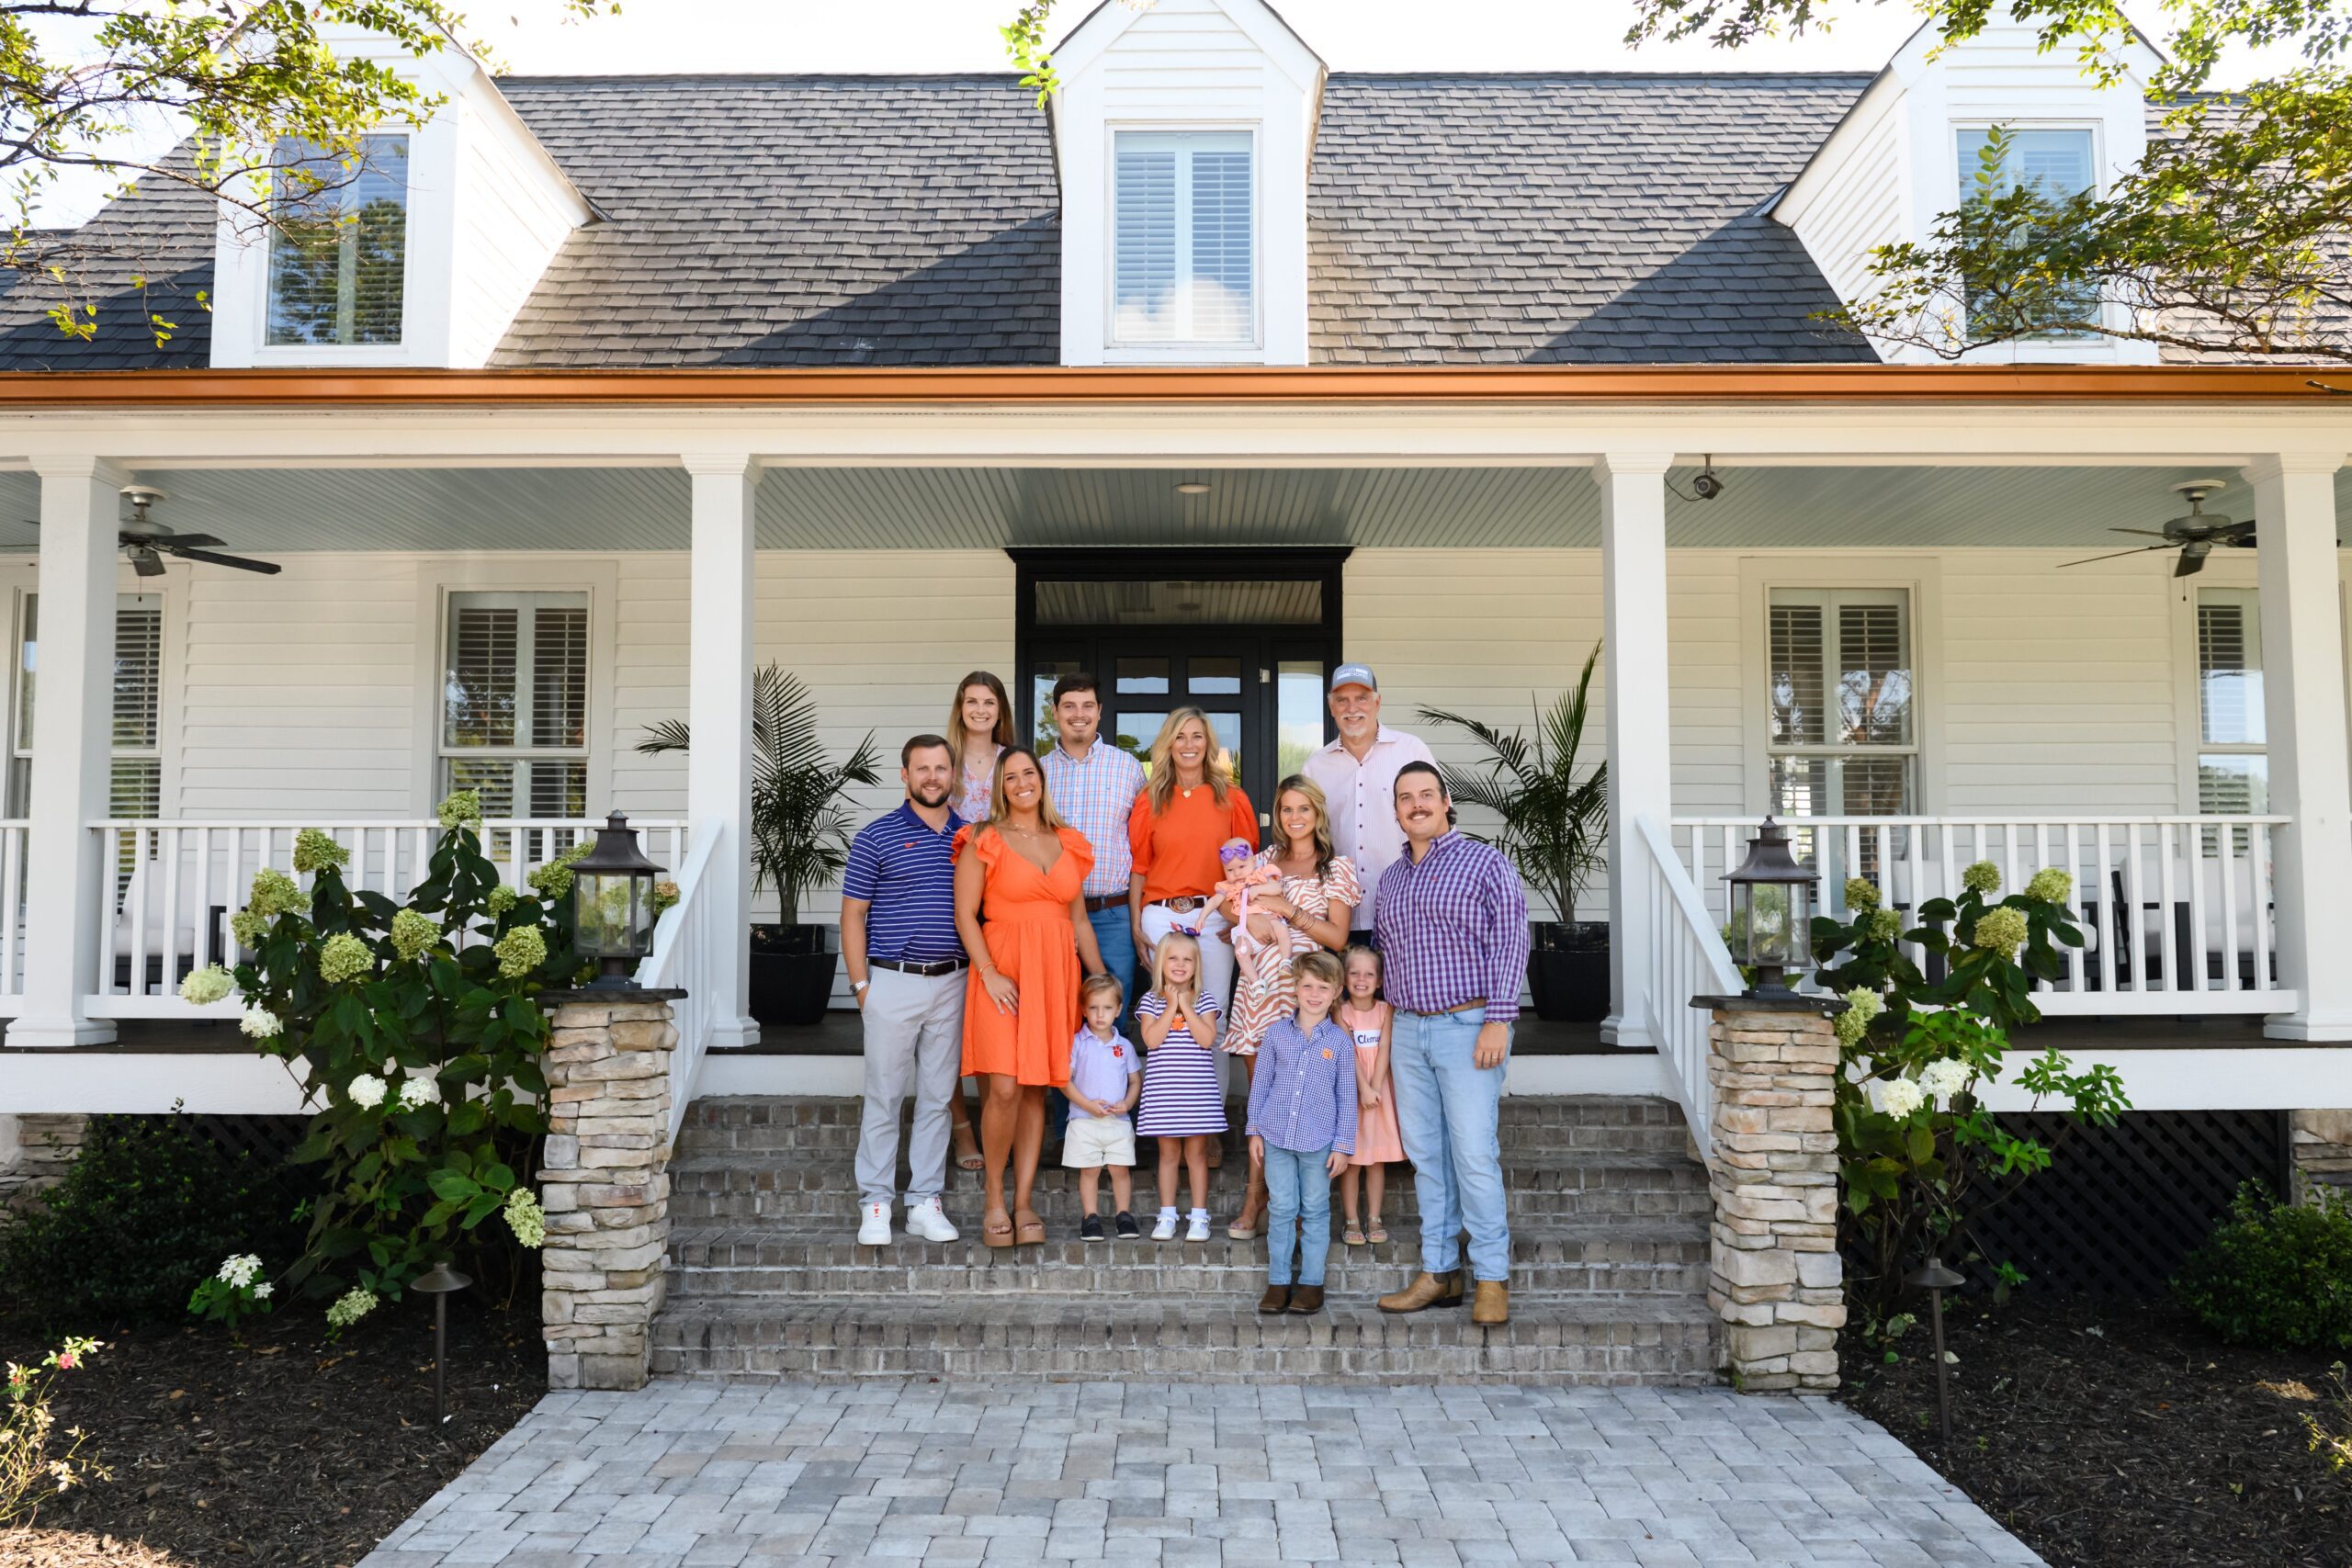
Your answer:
[1623,0,2352,363]
[7,0,610,343]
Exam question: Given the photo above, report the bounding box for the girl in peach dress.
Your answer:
[1336,944,1405,1247]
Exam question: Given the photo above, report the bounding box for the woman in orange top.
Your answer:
[956,746,1107,1250]
[1126,707,1260,1047]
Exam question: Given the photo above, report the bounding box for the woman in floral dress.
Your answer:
[1219,774,1359,1239]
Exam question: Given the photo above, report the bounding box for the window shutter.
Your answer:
[1114,144,1178,342]
[530,605,588,750]
[2198,600,2262,744]
[111,602,163,750]
[1770,604,1826,745]
[1837,604,1910,746]
[1189,147,1253,342]
[446,604,519,749]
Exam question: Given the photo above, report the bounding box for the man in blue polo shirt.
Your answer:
[842,734,968,1247]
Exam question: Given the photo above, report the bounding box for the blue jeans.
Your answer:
[1389,1006,1510,1282]
[1262,1142,1332,1287]
[1056,906,1143,1142]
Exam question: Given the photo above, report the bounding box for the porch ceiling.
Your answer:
[0,463,2341,553]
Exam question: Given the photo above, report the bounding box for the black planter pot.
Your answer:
[1526,920,1610,1024]
[748,923,840,1027]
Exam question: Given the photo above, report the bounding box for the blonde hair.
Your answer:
[984,746,1068,832]
[946,671,1016,775]
[1145,706,1233,815]
[1150,930,1204,1004]
[1269,773,1337,878]
[1081,972,1125,1007]
[1343,943,1384,988]
[1294,949,1344,993]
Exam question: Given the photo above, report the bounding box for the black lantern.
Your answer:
[1724,814,1816,998]
[571,812,665,988]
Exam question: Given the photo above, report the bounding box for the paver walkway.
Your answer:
[358,1381,2045,1568]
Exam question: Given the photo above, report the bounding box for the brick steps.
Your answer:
[647,1292,1722,1384]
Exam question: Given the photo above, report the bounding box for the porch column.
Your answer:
[684,453,759,1050]
[1598,451,1676,1048]
[15,457,124,1047]
[2248,451,2352,1041]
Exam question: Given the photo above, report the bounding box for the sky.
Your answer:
[31,0,2273,225]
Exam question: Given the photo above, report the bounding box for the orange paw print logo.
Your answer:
[1320,1048,1335,1060]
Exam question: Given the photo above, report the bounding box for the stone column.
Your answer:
[538,992,684,1392]
[0,1113,91,1213]
[1695,995,1844,1393]
[2290,1110,2352,1203]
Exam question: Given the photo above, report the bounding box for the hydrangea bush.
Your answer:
[205,797,585,1321]
[1817,863,2132,1321]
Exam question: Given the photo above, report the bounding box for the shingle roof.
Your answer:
[0,69,1883,370]
[0,164,215,370]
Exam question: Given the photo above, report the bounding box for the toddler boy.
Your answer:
[1065,973,1143,1241]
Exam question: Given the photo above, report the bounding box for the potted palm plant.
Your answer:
[639,666,881,1026]
[1419,643,1611,1023]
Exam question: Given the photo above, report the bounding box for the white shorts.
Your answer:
[1062,1113,1137,1168]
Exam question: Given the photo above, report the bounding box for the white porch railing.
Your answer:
[1673,815,2298,1016]
[1631,814,1743,1151]
[87,818,689,1018]
[637,824,724,1144]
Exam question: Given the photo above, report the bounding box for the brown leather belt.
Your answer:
[1084,895,1126,913]
[1416,997,1487,1015]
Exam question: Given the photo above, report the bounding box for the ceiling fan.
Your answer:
[19,487,282,577]
[2059,479,2253,578]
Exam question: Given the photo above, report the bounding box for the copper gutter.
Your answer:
[0,364,2347,409]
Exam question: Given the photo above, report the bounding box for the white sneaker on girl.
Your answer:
[1152,1208,1179,1241]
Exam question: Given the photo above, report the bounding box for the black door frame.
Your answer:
[1010,548,1351,814]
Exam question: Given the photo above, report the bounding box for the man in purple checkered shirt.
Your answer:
[1372,760,1528,1326]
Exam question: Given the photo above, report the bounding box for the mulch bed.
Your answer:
[1841,1292,2351,1568]
[3,1291,545,1568]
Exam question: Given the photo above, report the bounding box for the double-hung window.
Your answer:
[1952,126,2098,338]
[438,592,589,819]
[1768,588,1916,872]
[266,133,410,347]
[1112,130,1256,348]
[2194,587,2267,828]
[8,592,164,841]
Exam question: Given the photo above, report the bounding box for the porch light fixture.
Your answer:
[409,1259,472,1427]
[1174,480,1211,495]
[1724,814,1816,998]
[571,812,665,988]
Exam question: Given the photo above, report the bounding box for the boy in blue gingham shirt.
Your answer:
[1246,949,1356,1315]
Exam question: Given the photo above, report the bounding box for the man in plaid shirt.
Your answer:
[1372,760,1528,1326]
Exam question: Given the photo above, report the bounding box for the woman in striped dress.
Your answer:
[1135,930,1225,1242]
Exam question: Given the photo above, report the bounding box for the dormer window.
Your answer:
[1953,125,2098,337]
[1112,130,1256,348]
[266,134,410,347]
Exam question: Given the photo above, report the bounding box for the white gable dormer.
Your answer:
[1052,0,1324,367]
[209,28,589,369]
[1773,15,2164,365]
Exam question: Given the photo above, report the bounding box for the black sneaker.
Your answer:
[1113,1211,1140,1240]
[1080,1213,1105,1243]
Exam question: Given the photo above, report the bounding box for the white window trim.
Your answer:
[1102,119,1265,362]
[2171,556,2264,816]
[411,560,617,819]
[1738,555,1944,818]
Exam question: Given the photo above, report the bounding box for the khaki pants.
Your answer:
[854,966,967,1207]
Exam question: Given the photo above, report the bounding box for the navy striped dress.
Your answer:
[1135,991,1227,1136]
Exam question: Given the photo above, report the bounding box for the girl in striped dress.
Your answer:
[1136,931,1225,1242]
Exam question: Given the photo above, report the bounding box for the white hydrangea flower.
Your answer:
[216,1254,262,1288]
[178,964,234,1006]
[395,1075,442,1111]
[345,1074,388,1111]
[1918,1057,1973,1102]
[1877,1077,1927,1119]
[324,1287,378,1329]
[503,1186,547,1249]
[254,1282,274,1300]
[239,1005,282,1041]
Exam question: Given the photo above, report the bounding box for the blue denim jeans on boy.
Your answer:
[1388,1004,1510,1282]
[1261,1143,1333,1287]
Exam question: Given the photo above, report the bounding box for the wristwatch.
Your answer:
[852,979,869,995]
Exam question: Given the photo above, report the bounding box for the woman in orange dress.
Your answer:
[955,746,1107,1249]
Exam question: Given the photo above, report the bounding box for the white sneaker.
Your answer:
[1186,1211,1211,1243]
[1151,1210,1179,1242]
[904,1196,958,1243]
[856,1201,891,1247]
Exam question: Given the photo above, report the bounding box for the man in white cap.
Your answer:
[1303,663,1436,941]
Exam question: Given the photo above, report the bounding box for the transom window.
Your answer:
[2195,586,2267,818]
[439,591,588,818]
[1767,587,1917,831]
[7,592,163,824]
[1112,130,1256,347]
[266,134,410,347]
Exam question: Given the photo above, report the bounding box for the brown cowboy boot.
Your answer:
[1286,1285,1325,1314]
[1375,1270,1463,1314]
[1257,1283,1292,1314]
[1471,1280,1510,1325]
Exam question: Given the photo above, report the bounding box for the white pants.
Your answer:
[1139,902,1235,1047]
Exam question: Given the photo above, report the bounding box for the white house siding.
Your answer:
[447,88,589,368]
[1778,85,1907,339]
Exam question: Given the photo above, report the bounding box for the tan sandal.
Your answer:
[1014,1210,1046,1247]
[983,1212,1014,1249]
[1343,1224,1367,1247]
[953,1118,984,1173]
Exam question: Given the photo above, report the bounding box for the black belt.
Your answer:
[870,957,968,978]
[1084,894,1126,913]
